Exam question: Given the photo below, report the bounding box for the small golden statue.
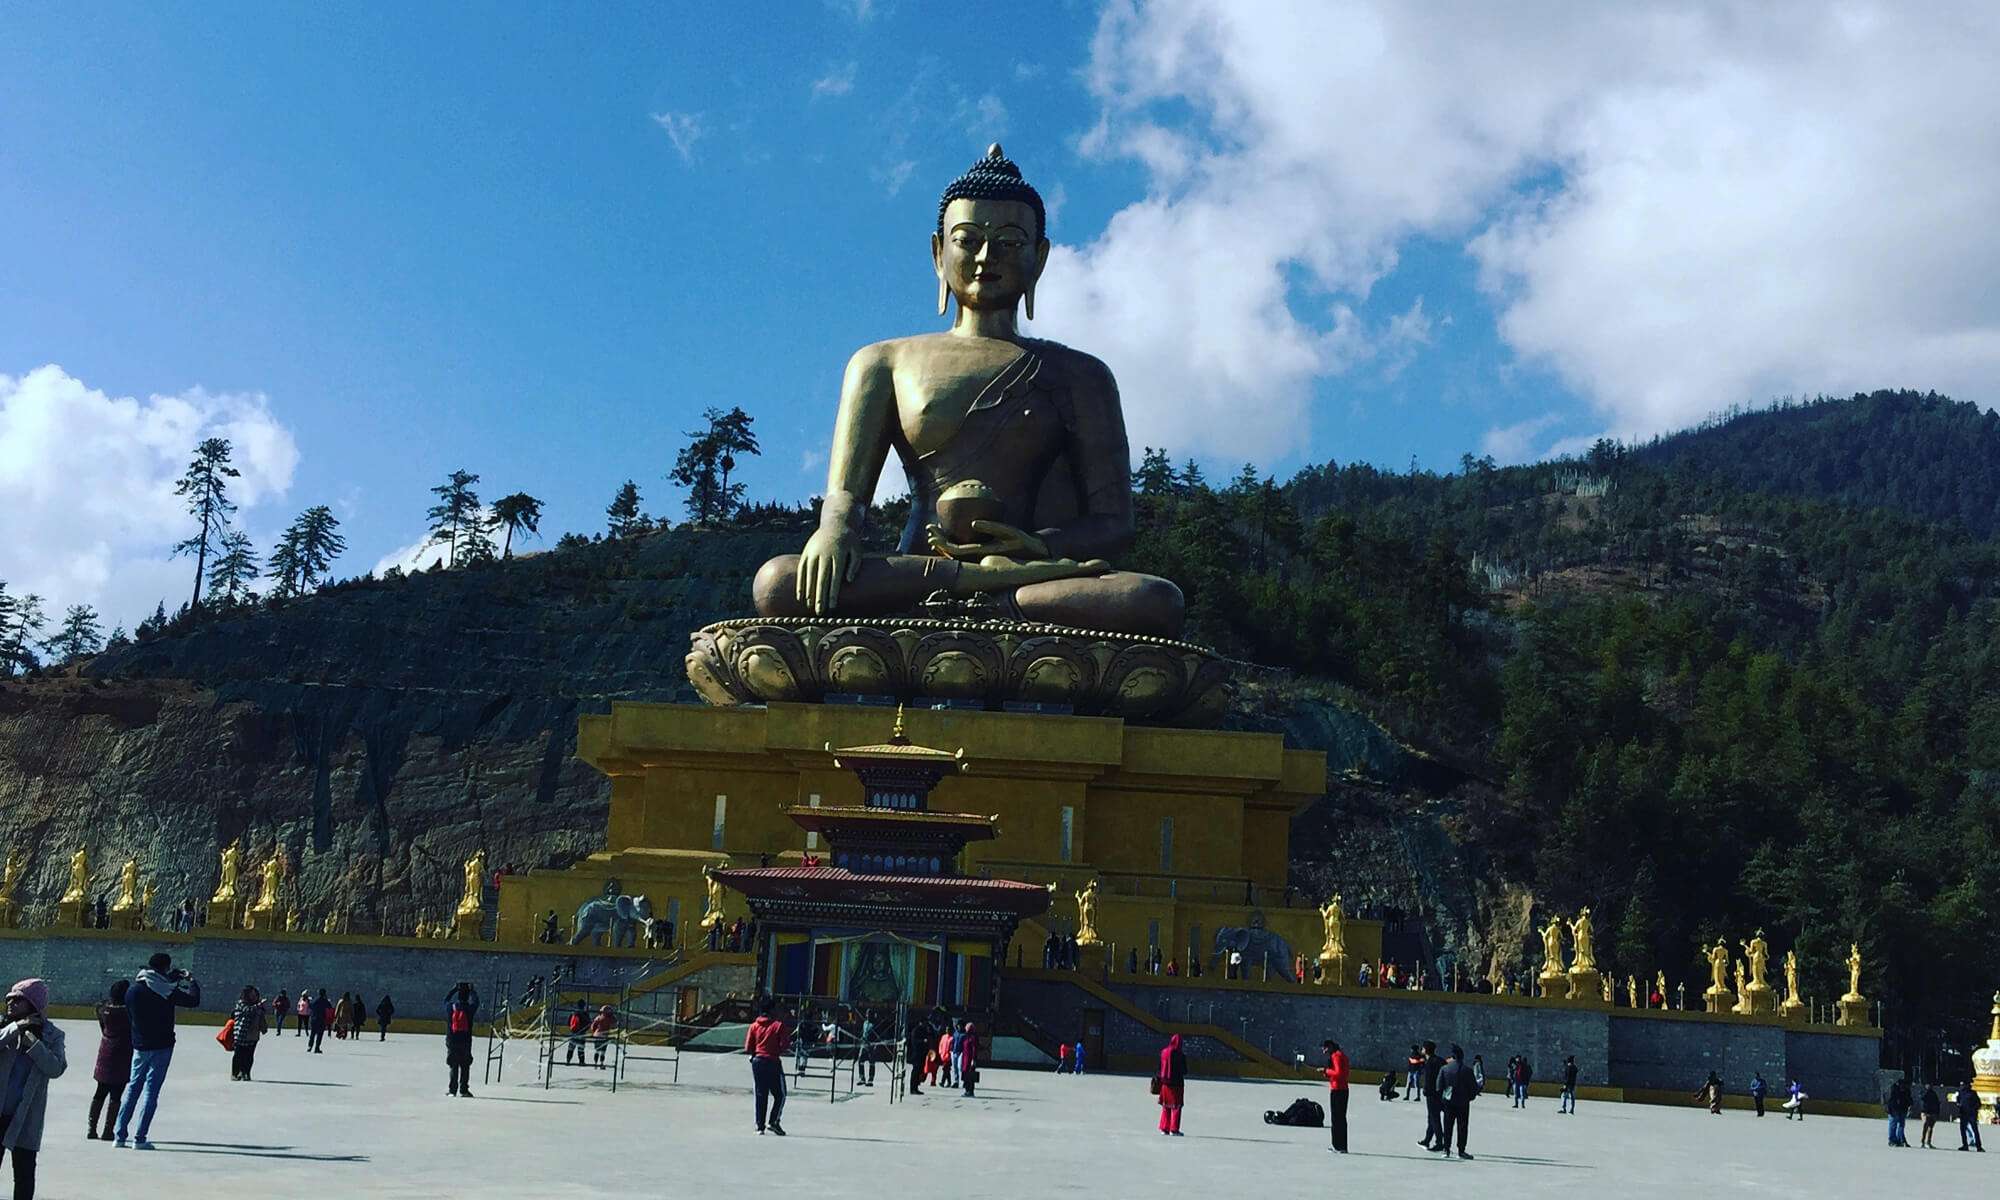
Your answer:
[701,865,727,929]
[1703,939,1733,1013]
[284,907,300,932]
[1316,894,1346,985]
[1537,916,1568,997]
[211,839,241,924]
[1600,973,1613,1003]
[0,849,23,928]
[249,849,283,929]
[1569,908,1597,972]
[60,846,89,904]
[456,850,486,919]
[415,915,431,939]
[1626,974,1639,1008]
[320,911,338,934]
[109,859,141,929]
[1074,877,1101,946]
[1837,942,1869,1026]
[141,878,157,929]
[1739,929,1774,1014]
[1779,949,1807,1019]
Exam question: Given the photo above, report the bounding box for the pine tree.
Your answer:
[266,527,305,599]
[425,470,483,566]
[0,588,46,675]
[670,407,760,524]
[206,529,260,605]
[135,601,169,641]
[292,506,347,584]
[43,603,103,664]
[1133,447,1176,497]
[607,480,645,538]
[170,437,240,610]
[491,492,544,558]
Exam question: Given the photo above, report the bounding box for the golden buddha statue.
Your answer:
[1625,975,1638,1008]
[110,859,140,927]
[212,839,241,908]
[60,846,89,904]
[457,850,486,919]
[701,866,727,929]
[1569,908,1596,972]
[1317,894,1346,961]
[1779,949,1807,1019]
[1703,939,1732,1012]
[1075,877,1102,946]
[1654,970,1668,1008]
[0,849,22,928]
[751,146,1183,638]
[1843,942,1864,1001]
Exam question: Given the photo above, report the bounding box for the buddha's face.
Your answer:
[933,197,1049,313]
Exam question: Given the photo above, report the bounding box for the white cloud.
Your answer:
[371,530,451,578]
[1480,412,1564,465]
[1046,1,2000,462]
[0,364,299,629]
[649,111,705,162]
[811,63,857,99]
[877,159,917,198]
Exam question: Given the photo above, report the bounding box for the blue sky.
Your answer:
[4,3,1994,630]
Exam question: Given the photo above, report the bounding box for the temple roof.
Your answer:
[787,805,997,841]
[826,704,966,769]
[711,865,1053,918]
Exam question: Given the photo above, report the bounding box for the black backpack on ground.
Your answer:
[1263,1097,1325,1127]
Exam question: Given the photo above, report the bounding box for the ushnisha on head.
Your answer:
[933,143,1052,320]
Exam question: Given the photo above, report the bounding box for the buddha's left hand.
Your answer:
[926,520,1051,562]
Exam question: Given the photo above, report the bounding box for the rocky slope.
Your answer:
[0,526,1474,948]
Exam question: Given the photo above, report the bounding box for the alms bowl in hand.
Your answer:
[935,480,1004,543]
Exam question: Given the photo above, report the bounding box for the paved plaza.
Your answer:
[27,1026,1990,1199]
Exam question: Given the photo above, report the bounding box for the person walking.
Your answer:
[294,989,310,1037]
[1322,1039,1350,1153]
[903,1015,927,1097]
[1417,1041,1444,1150]
[1749,1072,1766,1117]
[589,1005,616,1069]
[1,978,67,1198]
[1072,1038,1086,1075]
[376,994,395,1041]
[332,993,351,1041]
[1696,1071,1724,1115]
[1403,1045,1422,1101]
[959,1022,980,1097]
[745,998,788,1135]
[858,1011,878,1086]
[444,982,479,1098]
[1955,1081,1985,1151]
[306,988,331,1053]
[1784,1078,1806,1120]
[345,988,364,1047]
[1919,1082,1941,1147]
[1559,1055,1579,1114]
[86,980,132,1141]
[1435,1044,1476,1159]
[114,952,200,1148]
[565,1001,589,1066]
[1155,1034,1186,1136]
[228,986,268,1081]
[273,990,289,1038]
[1511,1054,1533,1108]
[1056,1040,1070,1074]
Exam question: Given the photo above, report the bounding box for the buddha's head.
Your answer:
[933,144,1051,320]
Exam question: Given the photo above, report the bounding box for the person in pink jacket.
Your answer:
[294,990,310,1038]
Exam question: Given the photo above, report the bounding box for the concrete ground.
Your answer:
[27,1025,1992,1199]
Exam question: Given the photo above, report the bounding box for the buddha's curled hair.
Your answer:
[937,143,1047,240]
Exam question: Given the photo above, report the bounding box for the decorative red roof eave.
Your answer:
[711,867,1053,919]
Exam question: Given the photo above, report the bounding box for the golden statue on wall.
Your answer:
[285,907,300,932]
[60,846,89,904]
[1742,930,1770,988]
[1843,942,1864,1001]
[1317,894,1346,959]
[321,911,339,934]
[701,865,727,929]
[1780,949,1807,1019]
[1655,970,1668,1008]
[211,839,241,908]
[109,859,141,928]
[1540,916,1566,970]
[415,915,431,939]
[1837,942,1869,1026]
[141,878,156,928]
[1626,975,1639,1008]
[1731,960,1752,1014]
[1703,939,1732,1012]
[1075,877,1101,946]
[1568,908,1596,972]
[0,849,26,928]
[457,850,486,919]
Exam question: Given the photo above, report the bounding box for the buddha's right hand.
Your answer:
[797,528,860,614]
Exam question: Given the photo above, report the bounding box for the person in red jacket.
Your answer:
[744,998,788,1136]
[1156,1034,1186,1136]
[1322,1039,1350,1153]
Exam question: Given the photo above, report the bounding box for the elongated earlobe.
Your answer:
[937,276,950,318]
[1025,284,1036,322]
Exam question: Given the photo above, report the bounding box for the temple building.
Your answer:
[494,700,1363,983]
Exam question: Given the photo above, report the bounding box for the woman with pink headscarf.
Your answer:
[1,977,68,1198]
[1156,1033,1186,1135]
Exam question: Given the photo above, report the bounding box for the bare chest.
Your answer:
[891,339,1032,456]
